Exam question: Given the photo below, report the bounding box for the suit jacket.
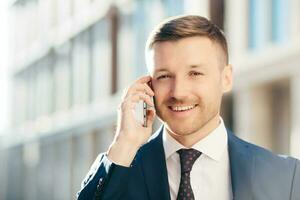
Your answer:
[77,127,300,200]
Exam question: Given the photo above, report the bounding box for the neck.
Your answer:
[168,114,221,148]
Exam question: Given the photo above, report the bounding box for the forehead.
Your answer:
[146,36,221,73]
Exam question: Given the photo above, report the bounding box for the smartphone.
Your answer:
[134,100,148,127]
[134,80,153,127]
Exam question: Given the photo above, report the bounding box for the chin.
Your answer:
[165,121,199,136]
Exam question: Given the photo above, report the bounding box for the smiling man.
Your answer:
[149,35,231,148]
[77,15,300,200]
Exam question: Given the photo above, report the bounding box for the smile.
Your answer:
[168,104,198,112]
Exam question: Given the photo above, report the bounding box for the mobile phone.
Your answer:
[134,80,154,127]
[134,100,148,127]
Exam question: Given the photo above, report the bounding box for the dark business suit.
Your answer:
[77,126,300,200]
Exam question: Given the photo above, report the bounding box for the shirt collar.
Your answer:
[162,117,228,162]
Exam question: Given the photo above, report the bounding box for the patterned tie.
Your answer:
[176,148,202,200]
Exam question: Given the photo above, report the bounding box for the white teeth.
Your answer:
[171,105,196,111]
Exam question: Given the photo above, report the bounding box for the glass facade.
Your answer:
[271,0,289,44]
[72,32,91,107]
[91,19,112,102]
[248,0,272,50]
[54,43,72,112]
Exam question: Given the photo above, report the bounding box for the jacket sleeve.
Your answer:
[77,153,132,200]
[291,159,300,200]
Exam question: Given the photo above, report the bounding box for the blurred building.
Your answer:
[0,0,300,199]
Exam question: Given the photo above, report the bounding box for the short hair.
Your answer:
[145,15,228,65]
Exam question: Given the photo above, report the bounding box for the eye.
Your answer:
[157,74,171,80]
[189,71,204,76]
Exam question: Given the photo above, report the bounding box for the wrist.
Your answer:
[107,138,140,167]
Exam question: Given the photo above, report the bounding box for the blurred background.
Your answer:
[0,0,300,199]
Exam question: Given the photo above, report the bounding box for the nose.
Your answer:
[170,77,189,100]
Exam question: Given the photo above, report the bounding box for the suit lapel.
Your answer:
[228,130,254,200]
[139,128,255,200]
[140,127,171,200]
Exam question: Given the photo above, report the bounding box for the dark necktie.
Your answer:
[176,148,202,200]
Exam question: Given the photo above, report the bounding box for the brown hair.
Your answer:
[146,15,228,65]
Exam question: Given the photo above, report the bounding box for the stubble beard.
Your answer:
[156,100,219,138]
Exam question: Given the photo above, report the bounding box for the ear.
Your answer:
[222,64,233,93]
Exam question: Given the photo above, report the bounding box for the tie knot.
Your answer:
[177,148,201,174]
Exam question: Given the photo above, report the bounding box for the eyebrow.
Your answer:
[154,64,205,73]
[154,68,169,73]
[189,64,205,69]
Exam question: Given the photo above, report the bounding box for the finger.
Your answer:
[134,75,152,84]
[123,76,153,98]
[130,93,154,107]
[121,93,154,111]
[127,83,154,97]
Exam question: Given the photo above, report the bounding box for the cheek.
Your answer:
[194,80,222,100]
[152,82,170,100]
[205,82,224,105]
[206,74,223,90]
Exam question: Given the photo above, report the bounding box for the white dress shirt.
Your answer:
[162,118,232,200]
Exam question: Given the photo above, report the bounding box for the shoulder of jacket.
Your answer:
[229,131,298,166]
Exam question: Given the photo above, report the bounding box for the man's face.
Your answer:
[148,36,232,137]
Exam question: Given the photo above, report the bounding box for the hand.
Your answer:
[107,75,156,166]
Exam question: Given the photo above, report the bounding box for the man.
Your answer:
[77,15,300,200]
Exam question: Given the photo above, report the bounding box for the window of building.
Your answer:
[27,67,37,121]
[71,31,91,107]
[248,0,272,50]
[54,43,72,112]
[90,19,112,102]
[132,1,151,77]
[271,0,289,44]
[117,12,135,90]
[13,75,28,125]
[163,0,184,17]
[132,0,181,79]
